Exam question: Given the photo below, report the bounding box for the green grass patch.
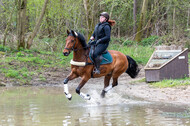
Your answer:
[5,70,20,78]
[109,44,154,65]
[130,78,146,84]
[150,77,190,88]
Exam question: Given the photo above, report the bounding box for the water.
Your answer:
[0,86,189,126]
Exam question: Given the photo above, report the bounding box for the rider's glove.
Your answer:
[87,40,94,47]
[88,40,93,45]
[96,39,101,45]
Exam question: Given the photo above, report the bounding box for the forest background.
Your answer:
[0,0,190,50]
[0,0,190,85]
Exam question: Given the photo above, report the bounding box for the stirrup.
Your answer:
[94,68,100,74]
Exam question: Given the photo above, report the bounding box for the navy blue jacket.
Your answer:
[92,22,111,45]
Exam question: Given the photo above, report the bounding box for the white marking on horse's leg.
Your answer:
[80,92,91,100]
[104,85,113,92]
[64,84,72,100]
[64,84,69,94]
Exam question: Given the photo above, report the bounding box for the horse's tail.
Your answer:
[125,55,140,78]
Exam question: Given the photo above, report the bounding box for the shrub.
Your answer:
[140,36,159,46]
[5,70,19,78]
[0,45,11,52]
[123,39,137,46]
[16,52,25,57]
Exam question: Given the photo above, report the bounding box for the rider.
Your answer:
[88,12,115,74]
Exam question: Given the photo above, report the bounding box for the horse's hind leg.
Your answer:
[112,77,118,87]
[101,74,112,98]
[101,75,120,98]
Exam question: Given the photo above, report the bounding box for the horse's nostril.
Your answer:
[63,52,69,56]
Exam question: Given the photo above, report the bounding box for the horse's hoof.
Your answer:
[101,94,105,98]
[64,78,69,84]
[86,94,91,100]
[68,96,72,100]
[101,90,106,98]
[101,93,105,98]
[66,94,72,100]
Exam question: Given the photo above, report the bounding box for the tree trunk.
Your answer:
[135,0,148,42]
[173,7,176,37]
[26,0,49,49]
[3,8,14,46]
[187,7,190,29]
[117,26,120,38]
[45,9,53,38]
[17,0,27,50]
[110,0,115,19]
[83,0,89,39]
[83,0,94,40]
[133,0,137,39]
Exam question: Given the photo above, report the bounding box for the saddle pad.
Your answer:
[89,51,113,65]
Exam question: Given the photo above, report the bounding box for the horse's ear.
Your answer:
[67,30,70,36]
[71,30,77,37]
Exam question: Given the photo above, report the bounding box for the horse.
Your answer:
[63,30,140,100]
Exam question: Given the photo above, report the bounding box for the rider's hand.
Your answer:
[90,36,94,40]
[96,39,101,45]
[88,39,93,45]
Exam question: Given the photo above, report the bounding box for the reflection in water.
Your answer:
[0,87,189,126]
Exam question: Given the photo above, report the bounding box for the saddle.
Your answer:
[89,45,113,65]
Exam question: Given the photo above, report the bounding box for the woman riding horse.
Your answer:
[89,12,115,74]
[63,29,140,100]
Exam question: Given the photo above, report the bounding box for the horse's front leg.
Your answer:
[64,72,78,100]
[76,76,91,100]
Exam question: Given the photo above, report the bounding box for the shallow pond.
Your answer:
[0,86,189,126]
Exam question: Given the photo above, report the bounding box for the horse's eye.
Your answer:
[71,40,74,42]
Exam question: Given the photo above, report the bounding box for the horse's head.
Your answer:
[63,30,79,56]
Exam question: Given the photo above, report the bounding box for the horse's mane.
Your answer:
[69,31,87,49]
[77,32,87,49]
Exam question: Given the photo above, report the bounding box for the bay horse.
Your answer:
[63,30,139,100]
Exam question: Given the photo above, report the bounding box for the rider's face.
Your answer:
[100,16,106,23]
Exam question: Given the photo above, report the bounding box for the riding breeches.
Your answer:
[93,43,108,58]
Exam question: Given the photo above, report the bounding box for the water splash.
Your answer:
[85,89,151,107]
[85,90,129,106]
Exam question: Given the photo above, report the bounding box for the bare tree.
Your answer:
[135,0,148,42]
[187,7,190,29]
[133,0,137,39]
[26,0,49,49]
[83,0,95,40]
[3,8,14,46]
[17,0,27,50]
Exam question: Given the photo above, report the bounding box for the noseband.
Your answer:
[64,39,77,52]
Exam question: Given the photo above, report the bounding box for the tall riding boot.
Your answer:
[94,56,101,74]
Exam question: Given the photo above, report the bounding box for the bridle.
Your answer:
[64,36,92,65]
[64,38,88,52]
[64,39,77,53]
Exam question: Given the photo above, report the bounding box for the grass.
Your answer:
[0,44,73,85]
[150,78,190,88]
[109,44,154,65]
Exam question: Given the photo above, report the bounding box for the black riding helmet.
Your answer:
[100,12,109,21]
